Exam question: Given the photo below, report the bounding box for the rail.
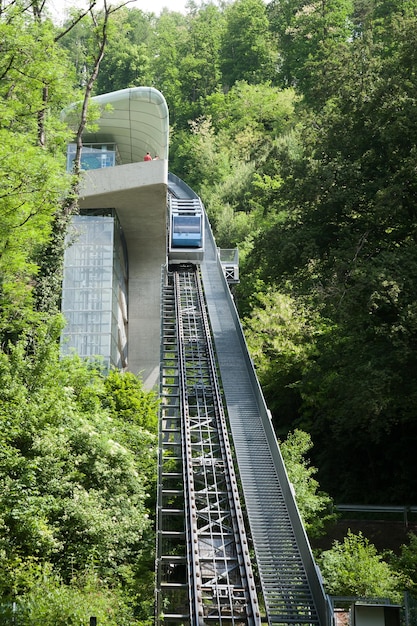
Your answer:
[335,504,417,527]
[156,265,260,624]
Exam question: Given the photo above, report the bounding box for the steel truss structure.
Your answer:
[156,266,261,625]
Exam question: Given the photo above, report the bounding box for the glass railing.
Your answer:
[218,248,239,283]
[66,143,120,173]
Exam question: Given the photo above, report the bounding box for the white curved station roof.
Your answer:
[64,87,169,163]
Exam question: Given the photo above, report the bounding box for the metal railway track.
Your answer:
[156,265,261,626]
[160,175,329,626]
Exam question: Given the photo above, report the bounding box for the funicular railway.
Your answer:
[65,86,330,626]
[156,175,331,626]
[62,87,390,626]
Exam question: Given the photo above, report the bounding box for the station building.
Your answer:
[60,87,169,389]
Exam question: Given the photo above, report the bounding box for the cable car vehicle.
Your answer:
[168,196,205,264]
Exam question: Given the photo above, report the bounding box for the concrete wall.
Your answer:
[78,159,168,390]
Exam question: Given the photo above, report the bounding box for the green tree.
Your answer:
[94,7,154,94]
[242,1,417,502]
[268,0,354,105]
[2,562,135,626]
[0,328,157,615]
[104,369,158,431]
[317,530,402,601]
[169,116,232,194]
[0,0,159,620]
[177,3,225,122]
[0,130,70,339]
[206,82,298,158]
[149,10,187,125]
[267,0,309,87]
[392,533,417,597]
[279,430,334,537]
[0,14,74,338]
[220,0,277,89]
[244,289,324,429]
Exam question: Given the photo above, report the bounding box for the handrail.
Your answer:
[335,504,417,526]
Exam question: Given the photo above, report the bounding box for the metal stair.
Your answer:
[201,215,328,626]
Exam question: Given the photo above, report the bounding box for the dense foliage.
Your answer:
[279,429,335,538]
[0,1,159,621]
[240,0,417,505]
[2,0,417,617]
[0,326,158,623]
[317,530,402,601]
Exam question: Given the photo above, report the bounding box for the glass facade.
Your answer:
[66,143,119,172]
[61,212,128,370]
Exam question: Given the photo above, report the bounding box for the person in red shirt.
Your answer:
[144,152,152,161]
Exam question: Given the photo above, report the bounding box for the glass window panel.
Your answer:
[61,211,128,370]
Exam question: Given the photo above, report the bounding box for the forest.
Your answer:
[1,0,417,622]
